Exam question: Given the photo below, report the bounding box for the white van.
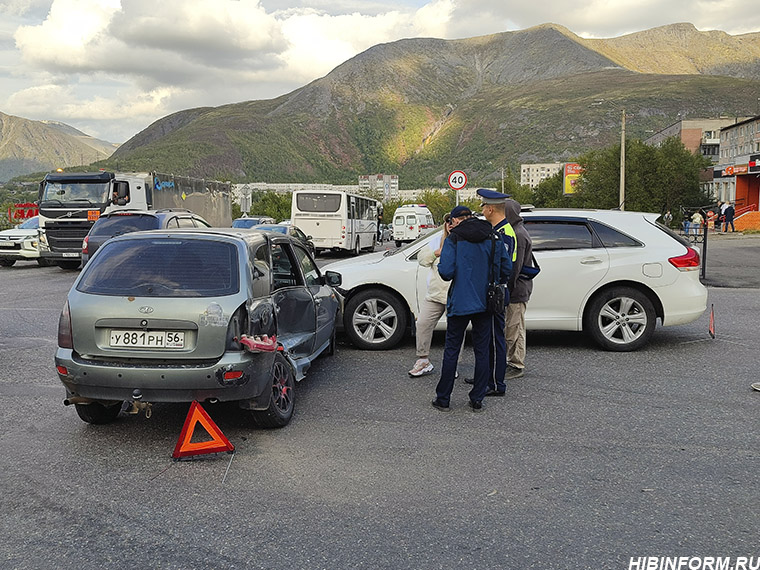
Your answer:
[392,204,436,246]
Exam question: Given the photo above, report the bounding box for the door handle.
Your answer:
[580,257,603,264]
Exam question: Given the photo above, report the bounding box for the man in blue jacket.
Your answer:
[432,205,512,412]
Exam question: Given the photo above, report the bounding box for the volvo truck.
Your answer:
[37,171,233,269]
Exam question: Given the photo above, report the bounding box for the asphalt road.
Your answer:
[0,241,758,569]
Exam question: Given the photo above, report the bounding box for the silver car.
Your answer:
[56,228,342,426]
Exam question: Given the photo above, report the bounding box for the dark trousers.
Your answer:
[435,311,496,405]
[490,308,507,392]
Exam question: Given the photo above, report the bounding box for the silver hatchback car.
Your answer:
[56,228,342,426]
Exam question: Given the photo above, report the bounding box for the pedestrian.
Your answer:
[477,188,516,394]
[432,205,511,413]
[723,202,736,232]
[408,213,453,377]
[503,197,534,380]
[663,210,673,226]
[690,210,702,236]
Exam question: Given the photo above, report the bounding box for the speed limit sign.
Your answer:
[448,170,467,191]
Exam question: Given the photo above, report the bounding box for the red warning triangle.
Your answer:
[172,401,234,459]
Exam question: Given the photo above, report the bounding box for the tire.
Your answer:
[344,288,408,350]
[353,238,361,256]
[57,260,81,271]
[395,241,402,248]
[250,353,295,428]
[583,286,656,351]
[75,402,121,424]
[0,258,16,267]
[37,258,52,267]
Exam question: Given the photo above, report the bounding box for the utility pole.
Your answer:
[501,168,505,193]
[619,109,626,210]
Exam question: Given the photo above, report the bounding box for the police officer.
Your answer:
[476,188,516,395]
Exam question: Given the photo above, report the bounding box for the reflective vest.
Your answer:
[495,220,517,262]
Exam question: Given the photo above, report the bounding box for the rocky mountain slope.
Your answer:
[0,112,116,181]
[47,23,760,186]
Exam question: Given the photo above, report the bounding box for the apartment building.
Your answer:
[711,115,760,209]
[520,163,562,188]
[359,174,399,200]
[644,118,747,164]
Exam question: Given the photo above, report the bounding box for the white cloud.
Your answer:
[1,0,760,142]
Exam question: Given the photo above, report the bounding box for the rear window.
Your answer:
[296,193,341,213]
[77,238,239,297]
[91,214,158,236]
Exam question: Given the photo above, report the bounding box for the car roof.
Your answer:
[103,227,271,248]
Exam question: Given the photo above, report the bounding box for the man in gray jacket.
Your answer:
[504,199,534,379]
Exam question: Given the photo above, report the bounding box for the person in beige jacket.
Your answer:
[408,214,453,377]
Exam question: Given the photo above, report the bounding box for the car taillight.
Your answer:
[58,301,73,348]
[82,235,89,255]
[668,247,700,271]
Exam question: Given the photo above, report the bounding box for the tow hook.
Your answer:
[123,400,153,419]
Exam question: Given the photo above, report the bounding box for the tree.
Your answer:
[571,137,711,213]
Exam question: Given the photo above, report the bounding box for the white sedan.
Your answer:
[0,216,50,267]
[324,209,708,352]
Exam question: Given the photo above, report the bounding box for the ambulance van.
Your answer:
[392,204,436,246]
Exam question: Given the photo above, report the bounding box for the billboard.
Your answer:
[563,163,583,195]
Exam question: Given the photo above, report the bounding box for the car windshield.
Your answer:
[77,238,240,297]
[385,226,443,256]
[90,214,159,236]
[255,225,287,234]
[232,218,268,228]
[17,217,39,230]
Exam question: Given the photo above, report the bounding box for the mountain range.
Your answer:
[0,112,117,182]
[6,22,760,187]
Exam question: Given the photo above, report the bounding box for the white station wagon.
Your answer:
[325,209,708,352]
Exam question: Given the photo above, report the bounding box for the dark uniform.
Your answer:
[477,189,516,394]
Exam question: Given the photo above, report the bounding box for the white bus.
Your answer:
[291,190,382,256]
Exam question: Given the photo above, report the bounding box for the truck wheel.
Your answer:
[57,260,81,271]
[37,258,52,267]
[0,259,16,267]
[395,241,402,248]
[344,288,407,350]
[75,402,122,424]
[353,238,361,256]
[583,286,656,351]
[250,353,295,428]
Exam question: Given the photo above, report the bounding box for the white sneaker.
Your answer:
[408,359,434,377]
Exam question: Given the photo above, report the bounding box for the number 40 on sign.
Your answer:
[448,171,467,191]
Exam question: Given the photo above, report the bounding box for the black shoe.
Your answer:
[431,398,450,412]
[485,389,506,397]
[463,377,474,385]
[468,400,483,412]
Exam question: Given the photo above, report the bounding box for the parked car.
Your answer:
[253,224,316,256]
[0,216,50,267]
[324,209,707,352]
[82,209,212,265]
[56,228,342,426]
[232,216,276,228]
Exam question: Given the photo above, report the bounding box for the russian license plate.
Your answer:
[109,330,185,349]
[62,253,79,258]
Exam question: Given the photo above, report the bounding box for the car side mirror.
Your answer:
[324,270,342,287]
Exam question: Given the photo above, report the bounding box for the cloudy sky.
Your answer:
[1,0,759,144]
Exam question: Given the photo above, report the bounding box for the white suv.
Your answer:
[325,209,707,352]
